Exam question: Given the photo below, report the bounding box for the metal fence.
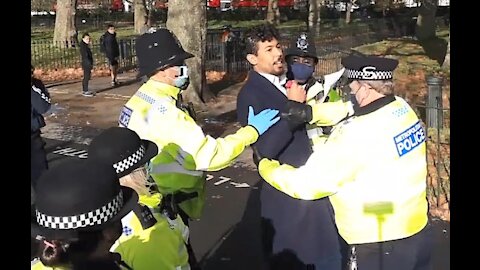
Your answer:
[417,77,450,212]
[32,18,403,75]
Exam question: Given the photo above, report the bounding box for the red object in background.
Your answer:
[232,0,253,8]
[278,0,294,7]
[257,0,269,7]
[232,0,294,9]
[207,0,221,8]
[111,0,124,11]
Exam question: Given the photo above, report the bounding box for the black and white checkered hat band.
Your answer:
[347,69,393,80]
[36,192,124,230]
[113,145,146,174]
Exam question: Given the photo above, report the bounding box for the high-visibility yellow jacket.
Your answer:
[305,81,350,147]
[119,79,259,219]
[259,95,429,245]
[31,258,131,270]
[111,193,190,270]
[31,260,65,270]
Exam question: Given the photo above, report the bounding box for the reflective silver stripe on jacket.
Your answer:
[307,127,324,139]
[135,91,156,104]
[31,258,40,267]
[150,162,203,177]
[177,264,191,270]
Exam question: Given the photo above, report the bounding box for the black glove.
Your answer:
[159,194,178,220]
[251,146,264,167]
[281,100,313,131]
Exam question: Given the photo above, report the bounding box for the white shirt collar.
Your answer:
[258,72,288,95]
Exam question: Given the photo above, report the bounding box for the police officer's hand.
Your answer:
[247,106,280,135]
[281,100,313,131]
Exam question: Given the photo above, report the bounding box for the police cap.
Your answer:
[135,28,194,77]
[31,159,138,240]
[341,54,399,81]
[285,33,318,62]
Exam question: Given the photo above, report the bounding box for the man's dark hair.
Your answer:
[107,24,115,29]
[244,23,280,56]
[82,32,90,38]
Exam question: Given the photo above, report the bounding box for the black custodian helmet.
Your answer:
[135,28,194,77]
[285,33,318,63]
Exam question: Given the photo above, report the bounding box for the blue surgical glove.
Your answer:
[247,106,280,135]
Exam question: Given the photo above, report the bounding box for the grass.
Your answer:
[31,25,137,42]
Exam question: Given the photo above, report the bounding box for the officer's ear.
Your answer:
[246,53,258,66]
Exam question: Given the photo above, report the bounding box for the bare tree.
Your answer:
[374,0,393,17]
[442,35,450,69]
[53,0,77,47]
[267,0,280,25]
[167,0,213,104]
[415,0,437,40]
[346,0,357,24]
[134,0,148,34]
[308,0,322,36]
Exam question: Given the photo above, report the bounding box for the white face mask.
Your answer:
[169,65,189,90]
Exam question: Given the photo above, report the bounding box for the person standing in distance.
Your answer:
[101,24,120,86]
[79,32,95,97]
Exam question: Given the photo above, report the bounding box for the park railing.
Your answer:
[31,17,447,76]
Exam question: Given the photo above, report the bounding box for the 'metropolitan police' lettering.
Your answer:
[394,121,425,157]
[119,106,133,127]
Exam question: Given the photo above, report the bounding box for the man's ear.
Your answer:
[246,54,257,66]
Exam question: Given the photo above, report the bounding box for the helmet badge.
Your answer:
[296,33,309,51]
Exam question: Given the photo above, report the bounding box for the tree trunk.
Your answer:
[167,0,212,104]
[442,36,450,69]
[53,0,77,48]
[415,0,437,40]
[134,0,148,34]
[267,0,280,25]
[145,0,154,26]
[308,0,320,35]
[346,1,352,24]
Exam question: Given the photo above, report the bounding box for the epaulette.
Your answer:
[132,204,157,230]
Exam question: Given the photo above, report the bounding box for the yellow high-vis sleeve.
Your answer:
[258,130,360,200]
[146,98,259,172]
[309,101,351,126]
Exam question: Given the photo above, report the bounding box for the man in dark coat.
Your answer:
[103,24,120,86]
[79,32,95,97]
[31,64,51,189]
[236,24,344,269]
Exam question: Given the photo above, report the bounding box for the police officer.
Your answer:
[31,159,137,269]
[119,28,280,269]
[284,33,350,148]
[31,65,51,190]
[88,127,190,270]
[259,54,433,270]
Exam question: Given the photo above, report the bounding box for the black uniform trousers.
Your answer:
[354,222,433,270]
[31,130,48,187]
